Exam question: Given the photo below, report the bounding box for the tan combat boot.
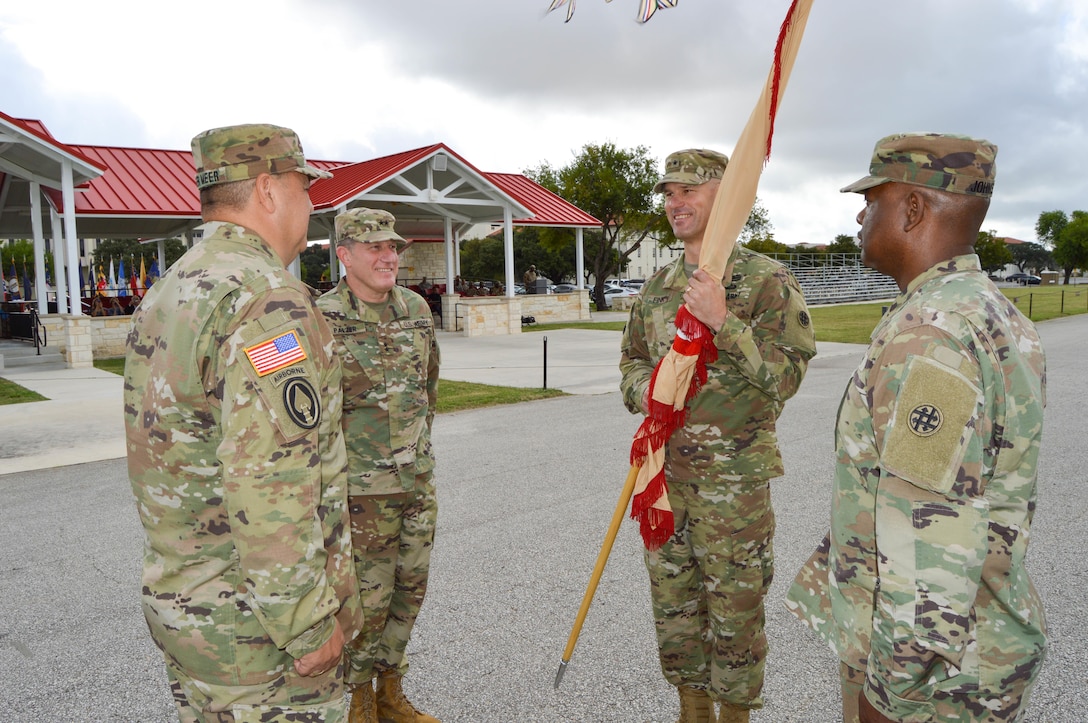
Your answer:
[717,701,751,723]
[375,673,440,723]
[349,681,379,723]
[676,685,713,723]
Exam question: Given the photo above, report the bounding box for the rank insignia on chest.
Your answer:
[245,331,308,376]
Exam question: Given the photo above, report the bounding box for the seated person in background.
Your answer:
[108,296,125,316]
[90,295,108,317]
[491,281,505,296]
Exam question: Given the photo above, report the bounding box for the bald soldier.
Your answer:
[318,208,441,723]
[125,124,361,721]
[787,133,1048,722]
[620,149,816,723]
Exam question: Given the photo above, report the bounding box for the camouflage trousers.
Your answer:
[346,472,437,685]
[643,478,774,709]
[839,661,1039,722]
[164,652,346,722]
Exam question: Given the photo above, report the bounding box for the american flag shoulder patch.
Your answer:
[244,330,308,377]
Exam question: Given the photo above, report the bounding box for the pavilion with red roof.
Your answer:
[0,112,602,361]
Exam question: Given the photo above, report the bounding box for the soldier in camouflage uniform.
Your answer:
[620,149,816,723]
[317,208,441,723]
[124,124,362,722]
[786,133,1047,723]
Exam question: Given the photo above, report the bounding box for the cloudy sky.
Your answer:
[2,0,1085,246]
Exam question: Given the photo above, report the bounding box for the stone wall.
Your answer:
[399,242,447,289]
[43,314,132,361]
[444,291,592,336]
[453,297,520,337]
[520,291,591,323]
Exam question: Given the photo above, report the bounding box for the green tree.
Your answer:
[1034,209,1067,249]
[975,229,1013,273]
[827,233,860,255]
[1010,241,1053,274]
[743,237,791,255]
[460,236,506,282]
[299,243,333,288]
[1053,211,1088,284]
[739,199,774,245]
[525,142,663,309]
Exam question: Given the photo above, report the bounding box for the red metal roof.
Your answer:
[308,146,445,209]
[0,111,106,174]
[47,145,199,216]
[487,172,601,227]
[16,122,598,230]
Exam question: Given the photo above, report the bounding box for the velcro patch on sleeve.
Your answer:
[881,354,981,495]
[244,330,308,377]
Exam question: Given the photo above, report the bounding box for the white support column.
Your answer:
[61,162,81,316]
[49,210,69,314]
[575,227,585,289]
[443,216,454,291]
[29,182,47,315]
[503,208,515,297]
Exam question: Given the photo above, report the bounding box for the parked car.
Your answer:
[1004,272,1041,285]
[551,283,579,293]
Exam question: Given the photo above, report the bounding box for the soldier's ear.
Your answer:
[902,189,927,233]
[254,173,277,214]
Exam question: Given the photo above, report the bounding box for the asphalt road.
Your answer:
[1,314,1084,722]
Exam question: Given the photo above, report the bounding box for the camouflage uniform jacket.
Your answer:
[620,246,816,481]
[124,221,360,670]
[786,254,1047,721]
[317,280,439,496]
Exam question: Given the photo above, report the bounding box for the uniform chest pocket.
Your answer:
[337,332,380,411]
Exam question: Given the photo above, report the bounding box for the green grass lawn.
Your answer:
[0,376,47,405]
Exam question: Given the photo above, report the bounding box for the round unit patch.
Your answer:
[283,378,320,430]
[798,310,811,328]
[907,403,943,437]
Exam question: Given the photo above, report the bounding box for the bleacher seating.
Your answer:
[772,253,899,305]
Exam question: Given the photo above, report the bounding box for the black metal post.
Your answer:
[543,335,548,389]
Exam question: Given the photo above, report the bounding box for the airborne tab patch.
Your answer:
[244,331,308,377]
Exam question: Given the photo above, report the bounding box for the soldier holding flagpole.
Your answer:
[620,149,815,723]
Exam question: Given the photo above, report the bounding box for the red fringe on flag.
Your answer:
[767,0,800,161]
[629,304,719,549]
[631,465,673,549]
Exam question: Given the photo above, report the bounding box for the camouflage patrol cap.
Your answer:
[335,207,407,248]
[190,123,333,190]
[654,149,730,193]
[841,132,997,198]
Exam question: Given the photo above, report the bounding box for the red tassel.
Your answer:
[640,508,674,550]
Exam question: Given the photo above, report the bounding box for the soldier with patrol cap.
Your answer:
[620,149,816,723]
[787,133,1048,722]
[124,123,361,721]
[317,208,441,723]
